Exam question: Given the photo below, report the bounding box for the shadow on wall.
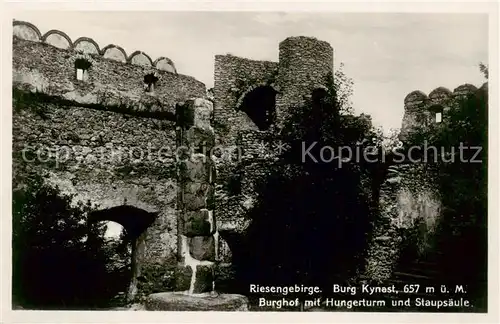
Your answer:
[219,92,374,295]
[234,167,371,292]
[11,175,153,309]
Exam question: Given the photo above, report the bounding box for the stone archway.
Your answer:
[236,85,278,130]
[88,205,158,302]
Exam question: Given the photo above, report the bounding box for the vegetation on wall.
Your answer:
[230,64,385,297]
[403,65,488,309]
[12,173,131,309]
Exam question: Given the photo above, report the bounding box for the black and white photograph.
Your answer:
[2,3,498,321]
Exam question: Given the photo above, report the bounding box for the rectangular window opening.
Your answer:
[144,73,159,93]
[76,68,84,81]
[435,112,442,123]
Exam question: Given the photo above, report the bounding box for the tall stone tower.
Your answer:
[276,36,334,127]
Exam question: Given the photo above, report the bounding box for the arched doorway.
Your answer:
[237,85,277,130]
[87,205,158,302]
[99,221,130,306]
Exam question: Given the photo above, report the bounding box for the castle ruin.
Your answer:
[11,20,487,307]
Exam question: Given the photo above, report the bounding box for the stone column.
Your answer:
[145,98,249,310]
[175,98,217,294]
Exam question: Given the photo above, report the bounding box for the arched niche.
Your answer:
[13,21,42,42]
[101,44,127,63]
[128,51,153,67]
[73,37,100,55]
[42,30,72,50]
[154,57,177,73]
[236,85,278,131]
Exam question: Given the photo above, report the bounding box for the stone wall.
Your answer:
[213,54,279,145]
[365,163,442,282]
[14,20,177,72]
[366,82,487,283]
[12,89,180,285]
[400,84,482,141]
[12,20,209,301]
[212,37,334,279]
[13,21,206,117]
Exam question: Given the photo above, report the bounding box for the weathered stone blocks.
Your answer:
[186,126,215,151]
[189,236,216,261]
[175,98,219,296]
[192,264,215,293]
[183,193,208,211]
[178,157,210,182]
[174,265,193,292]
[176,98,214,130]
[181,209,214,237]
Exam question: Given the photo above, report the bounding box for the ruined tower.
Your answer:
[275,36,334,127]
[400,84,480,141]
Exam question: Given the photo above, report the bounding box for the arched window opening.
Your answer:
[74,58,91,82]
[144,73,159,93]
[238,86,277,131]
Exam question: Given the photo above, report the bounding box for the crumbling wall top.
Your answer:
[404,90,428,105]
[428,87,452,101]
[453,83,478,97]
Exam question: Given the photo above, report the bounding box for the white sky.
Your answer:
[105,221,123,238]
[13,11,488,132]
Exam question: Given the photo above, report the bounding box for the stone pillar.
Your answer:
[145,97,249,311]
[175,98,217,294]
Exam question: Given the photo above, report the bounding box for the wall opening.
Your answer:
[88,206,158,303]
[238,86,277,130]
[227,173,242,196]
[99,221,131,306]
[429,105,444,124]
[435,112,442,123]
[74,58,91,82]
[144,73,159,93]
[311,88,328,103]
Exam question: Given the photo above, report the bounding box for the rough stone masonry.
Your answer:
[12,19,487,302]
[175,98,217,294]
